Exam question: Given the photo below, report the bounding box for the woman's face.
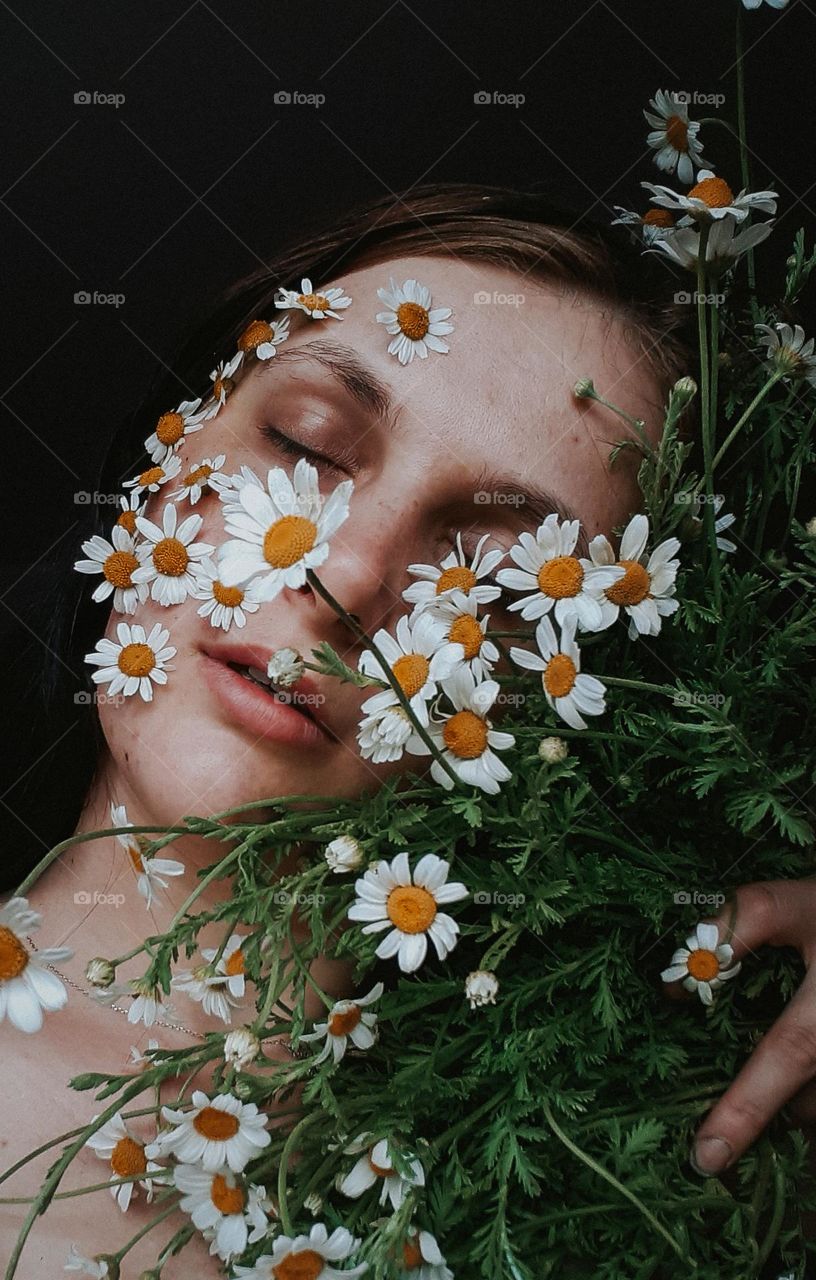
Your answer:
[95,254,664,825]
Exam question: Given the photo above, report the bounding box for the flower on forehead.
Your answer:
[642,169,778,225]
[465,969,499,1010]
[64,1245,109,1277]
[170,454,228,506]
[587,514,680,639]
[426,594,499,682]
[233,1223,367,1280]
[650,213,774,273]
[339,1134,425,1210]
[300,982,384,1064]
[110,802,184,906]
[401,1230,453,1280]
[132,504,214,607]
[236,315,291,363]
[85,1111,163,1211]
[144,398,206,464]
[611,205,677,246]
[201,932,248,998]
[0,897,72,1033]
[756,321,816,386]
[115,491,145,537]
[511,615,606,730]
[84,621,176,702]
[325,835,364,873]
[123,454,182,497]
[218,459,353,601]
[497,513,624,631]
[275,277,352,320]
[661,921,741,1006]
[376,276,454,365]
[174,1165,271,1262]
[348,851,468,974]
[644,90,709,184]
[422,668,515,794]
[200,352,244,419]
[689,494,737,554]
[191,556,262,632]
[403,531,504,612]
[357,703,424,764]
[358,612,461,726]
[148,1090,271,1173]
[74,526,148,616]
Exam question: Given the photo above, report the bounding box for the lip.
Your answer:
[199,641,336,749]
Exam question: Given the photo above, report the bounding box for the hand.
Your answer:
[669,881,816,1176]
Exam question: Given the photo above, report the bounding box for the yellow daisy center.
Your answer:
[665,114,689,152]
[328,1003,361,1037]
[543,653,577,699]
[298,292,330,313]
[210,1172,246,1216]
[238,319,273,352]
[443,708,488,759]
[687,949,720,981]
[436,565,477,594]
[368,1151,393,1178]
[392,653,430,697]
[153,537,190,577]
[103,550,138,589]
[193,1107,240,1141]
[110,1135,147,1178]
[642,208,675,228]
[387,885,437,934]
[687,175,734,209]
[605,559,651,607]
[402,1237,423,1269]
[116,509,137,534]
[263,515,318,568]
[184,464,213,488]
[0,926,29,980]
[273,1250,324,1280]
[155,412,185,446]
[126,841,145,873]
[213,375,235,400]
[448,613,483,660]
[396,301,430,341]
[212,581,244,607]
[537,556,583,599]
[138,466,164,487]
[117,643,155,678]
[225,949,245,976]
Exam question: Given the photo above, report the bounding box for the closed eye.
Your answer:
[258,423,358,476]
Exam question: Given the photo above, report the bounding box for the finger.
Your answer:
[705,880,816,964]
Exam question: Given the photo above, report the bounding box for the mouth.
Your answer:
[200,643,337,749]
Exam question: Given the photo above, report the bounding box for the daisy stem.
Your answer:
[696,231,724,616]
[711,372,783,470]
[579,387,655,457]
[755,1156,787,1273]
[287,916,335,1011]
[0,1173,171,1205]
[112,1199,181,1264]
[0,1106,167,1188]
[277,1111,321,1236]
[156,1224,195,1267]
[305,569,462,788]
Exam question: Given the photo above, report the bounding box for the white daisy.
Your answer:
[661,921,741,1006]
[426,594,499,682]
[347,851,468,974]
[85,621,175,702]
[144,399,206,464]
[148,1090,271,1173]
[267,646,305,687]
[64,1245,109,1277]
[128,1038,159,1070]
[200,352,244,419]
[338,1134,424,1210]
[216,464,266,513]
[0,897,72,1033]
[299,982,384,1064]
[421,668,515,795]
[756,321,816,386]
[642,168,778,225]
[403,531,504,612]
[123,454,182,497]
[357,703,424,764]
[742,0,787,7]
[201,932,248,998]
[132,504,214,607]
[110,802,184,907]
[690,495,737,554]
[358,612,461,727]
[236,315,291,363]
[173,1164,270,1261]
[325,835,364,874]
[233,1223,367,1280]
[218,459,353,601]
[376,276,454,365]
[644,90,709,184]
[114,491,146,537]
[496,512,624,631]
[223,1027,260,1069]
[611,205,677,246]
[586,514,680,639]
[465,970,499,1010]
[274,278,352,320]
[74,526,148,616]
[170,966,242,1023]
[650,214,773,273]
[401,1230,454,1280]
[510,614,606,731]
[125,980,176,1028]
[191,556,262,631]
[170,454,228,506]
[85,1112,163,1212]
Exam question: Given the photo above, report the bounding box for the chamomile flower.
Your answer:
[357,703,424,764]
[587,514,680,639]
[496,512,624,631]
[690,494,737,554]
[742,0,787,8]
[132,504,214,607]
[144,399,207,463]
[200,352,243,419]
[224,1027,260,1070]
[233,1224,367,1280]
[403,531,504,612]
[191,556,262,631]
[236,315,291,362]
[218,459,353,601]
[274,278,352,320]
[110,802,185,906]
[651,214,773,273]
[148,1090,271,1173]
[339,1135,425,1210]
[171,454,228,506]
[123,454,182,497]
[74,526,148,616]
[644,90,709,184]
[642,168,778,225]
[128,1038,159,1070]
[216,464,266,514]
[660,921,741,1006]
[125,980,176,1028]
[401,1230,454,1280]
[84,1112,163,1211]
[173,1165,270,1261]
[376,276,454,364]
[299,982,384,1064]
[85,621,175,702]
[427,594,499,681]
[201,933,248,998]
[348,851,468,974]
[114,491,145,536]
[611,205,677,246]
[170,966,242,1023]
[510,615,606,731]
[0,897,72,1033]
[756,321,816,386]
[64,1246,109,1277]
[358,612,461,727]
[325,835,364,873]
[465,970,499,1010]
[422,668,515,794]
[267,646,305,687]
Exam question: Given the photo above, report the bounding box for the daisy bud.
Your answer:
[303,1191,323,1216]
[538,736,568,764]
[224,1027,260,1070]
[465,970,499,1009]
[805,517,816,538]
[672,375,698,404]
[267,647,305,688]
[325,835,364,873]
[85,957,116,989]
[573,377,596,399]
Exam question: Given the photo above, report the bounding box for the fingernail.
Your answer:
[691,1136,732,1176]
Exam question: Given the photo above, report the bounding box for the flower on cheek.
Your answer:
[74,525,148,617]
[403,531,504,613]
[123,454,182,497]
[132,504,215,607]
[84,621,176,703]
[144,399,206,464]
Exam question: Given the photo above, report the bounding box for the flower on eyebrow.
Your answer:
[274,276,352,320]
[376,276,454,365]
[236,316,291,364]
